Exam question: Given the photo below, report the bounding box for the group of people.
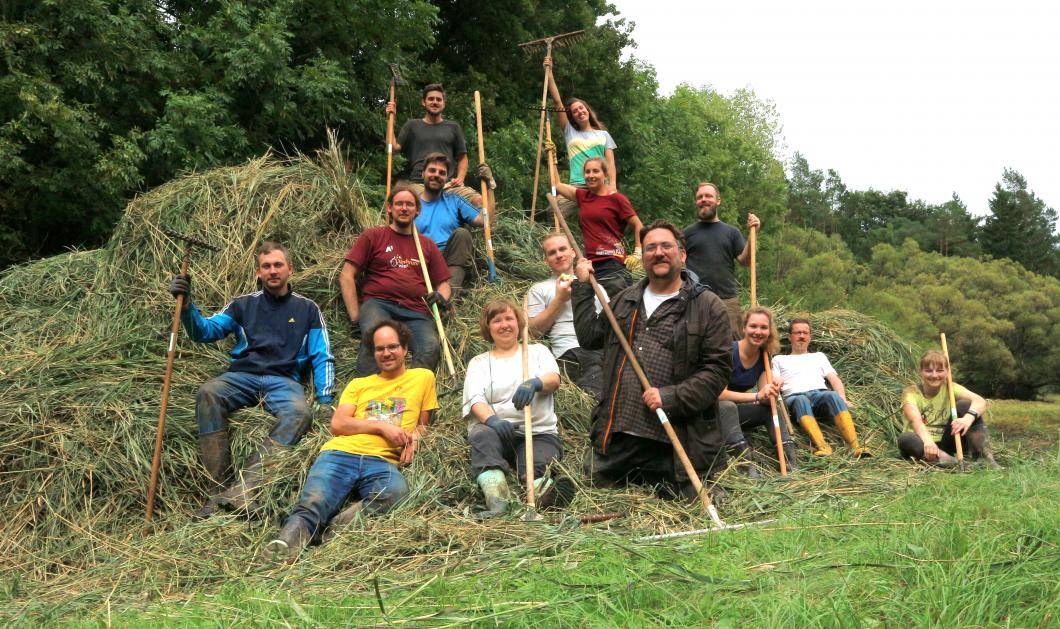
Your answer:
[166,78,1001,561]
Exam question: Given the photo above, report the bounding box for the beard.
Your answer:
[697,206,718,221]
[646,258,681,283]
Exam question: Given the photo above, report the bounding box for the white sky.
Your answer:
[609,0,1059,217]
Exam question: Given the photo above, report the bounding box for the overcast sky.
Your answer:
[608,0,1059,217]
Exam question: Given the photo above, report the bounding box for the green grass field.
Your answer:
[15,400,1054,628]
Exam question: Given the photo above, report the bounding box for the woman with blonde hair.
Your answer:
[898,350,1000,468]
[463,298,574,518]
[717,307,797,475]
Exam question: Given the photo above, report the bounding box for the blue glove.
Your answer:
[485,415,516,445]
[512,377,543,410]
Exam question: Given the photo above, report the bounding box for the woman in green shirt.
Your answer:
[898,350,1000,468]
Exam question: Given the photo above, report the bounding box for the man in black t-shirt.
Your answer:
[682,182,760,338]
[386,83,482,206]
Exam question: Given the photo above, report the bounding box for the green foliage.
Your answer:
[852,239,1060,398]
[981,168,1060,277]
[758,224,859,311]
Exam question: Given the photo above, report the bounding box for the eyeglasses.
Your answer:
[374,343,403,353]
[643,242,680,254]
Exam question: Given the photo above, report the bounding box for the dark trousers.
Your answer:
[468,422,563,482]
[558,347,604,401]
[442,227,474,290]
[718,400,792,447]
[897,399,984,458]
[592,258,633,301]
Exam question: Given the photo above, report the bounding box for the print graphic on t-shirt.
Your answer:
[365,397,407,426]
[388,255,419,269]
[594,240,626,258]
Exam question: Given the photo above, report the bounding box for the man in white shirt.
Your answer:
[771,318,871,457]
[526,232,604,399]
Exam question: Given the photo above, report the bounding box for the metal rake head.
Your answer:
[517,29,586,55]
[387,63,406,86]
[161,228,220,253]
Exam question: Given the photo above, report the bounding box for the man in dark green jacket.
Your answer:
[572,219,733,500]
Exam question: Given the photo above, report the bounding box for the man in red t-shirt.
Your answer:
[339,185,452,375]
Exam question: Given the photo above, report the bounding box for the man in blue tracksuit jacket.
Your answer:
[170,241,335,518]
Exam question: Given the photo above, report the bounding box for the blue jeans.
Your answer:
[356,298,440,376]
[785,389,847,423]
[196,371,311,445]
[285,450,408,538]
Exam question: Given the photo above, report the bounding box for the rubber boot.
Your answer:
[475,469,510,519]
[322,500,364,543]
[798,416,834,456]
[447,265,466,301]
[265,519,310,563]
[781,439,799,473]
[535,475,576,510]
[965,427,1002,469]
[217,438,287,513]
[726,440,762,478]
[193,431,233,520]
[833,411,872,458]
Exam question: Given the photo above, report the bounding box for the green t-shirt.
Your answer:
[901,383,969,440]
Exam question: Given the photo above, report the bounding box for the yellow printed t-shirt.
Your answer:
[320,368,438,464]
[901,383,969,441]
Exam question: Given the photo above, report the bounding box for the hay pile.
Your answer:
[0,140,920,618]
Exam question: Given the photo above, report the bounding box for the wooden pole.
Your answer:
[144,248,191,531]
[385,79,396,202]
[522,295,537,510]
[546,194,723,527]
[411,224,456,377]
[529,42,553,225]
[750,225,787,475]
[939,333,965,467]
[474,91,497,282]
[545,112,560,231]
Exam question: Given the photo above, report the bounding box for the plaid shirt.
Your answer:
[572,272,732,452]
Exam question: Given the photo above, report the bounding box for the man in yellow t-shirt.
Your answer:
[266,320,437,559]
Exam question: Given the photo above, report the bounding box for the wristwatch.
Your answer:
[966,409,981,420]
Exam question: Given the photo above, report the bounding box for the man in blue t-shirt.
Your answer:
[683,182,761,337]
[415,152,496,296]
[169,242,335,519]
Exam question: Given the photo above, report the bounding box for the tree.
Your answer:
[980,169,1060,277]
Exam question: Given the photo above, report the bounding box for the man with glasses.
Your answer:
[683,182,761,337]
[266,320,437,561]
[572,219,733,501]
[339,184,452,376]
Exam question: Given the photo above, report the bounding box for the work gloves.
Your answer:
[477,163,496,190]
[623,247,643,272]
[348,319,361,339]
[425,291,449,311]
[485,415,516,445]
[169,274,191,299]
[512,377,543,410]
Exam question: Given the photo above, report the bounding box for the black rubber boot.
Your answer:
[726,440,762,479]
[217,438,287,513]
[193,431,232,520]
[965,427,1002,469]
[265,519,310,563]
[781,439,799,473]
[536,475,576,510]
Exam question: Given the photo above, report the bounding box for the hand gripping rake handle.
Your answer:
[411,224,457,378]
[939,333,965,466]
[546,194,724,527]
[146,229,220,532]
[750,226,787,475]
[474,91,497,282]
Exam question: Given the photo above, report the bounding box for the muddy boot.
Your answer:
[781,439,799,473]
[965,427,1002,469]
[217,438,287,513]
[799,416,834,456]
[726,440,762,478]
[265,519,310,563]
[535,475,576,510]
[475,469,510,519]
[193,431,233,520]
[321,501,364,543]
[833,411,872,458]
[447,265,466,302]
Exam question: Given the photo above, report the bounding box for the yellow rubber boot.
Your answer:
[834,411,872,458]
[799,416,833,456]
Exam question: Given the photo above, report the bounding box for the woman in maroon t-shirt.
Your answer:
[551,157,643,299]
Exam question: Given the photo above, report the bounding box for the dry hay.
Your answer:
[0,139,924,620]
